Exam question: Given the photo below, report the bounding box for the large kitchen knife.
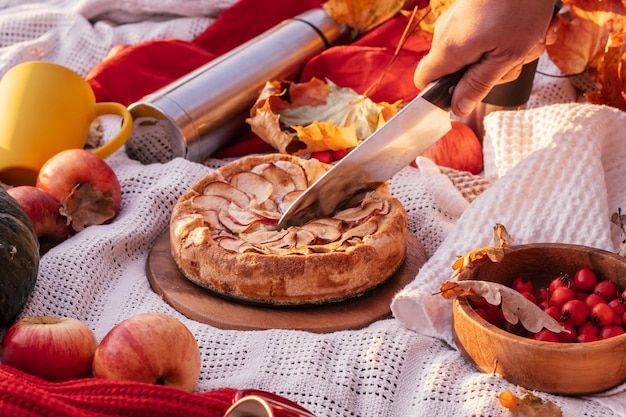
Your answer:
[276,68,466,229]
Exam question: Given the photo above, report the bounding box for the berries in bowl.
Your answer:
[450,242,626,395]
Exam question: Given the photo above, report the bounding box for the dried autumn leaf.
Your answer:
[585,32,626,110]
[547,0,626,75]
[246,78,400,155]
[59,183,117,232]
[291,121,359,153]
[85,118,103,149]
[259,79,330,113]
[440,280,566,334]
[451,223,513,278]
[415,0,454,37]
[499,387,563,417]
[610,208,626,257]
[439,281,478,299]
[322,0,406,34]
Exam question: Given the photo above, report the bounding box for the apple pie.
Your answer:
[169,154,407,305]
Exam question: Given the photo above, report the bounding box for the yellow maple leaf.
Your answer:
[292,121,360,153]
[322,0,408,34]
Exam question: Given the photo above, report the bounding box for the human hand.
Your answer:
[413,0,560,116]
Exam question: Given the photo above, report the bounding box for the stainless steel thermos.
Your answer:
[125,8,348,164]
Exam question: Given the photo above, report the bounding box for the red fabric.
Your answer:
[300,14,432,104]
[86,0,323,106]
[191,0,324,56]
[0,363,237,416]
[86,40,217,107]
[85,0,432,158]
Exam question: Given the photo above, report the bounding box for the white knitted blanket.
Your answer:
[2,1,626,416]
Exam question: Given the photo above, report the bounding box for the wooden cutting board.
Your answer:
[146,231,427,333]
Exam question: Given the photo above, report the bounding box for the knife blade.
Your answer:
[276,68,466,229]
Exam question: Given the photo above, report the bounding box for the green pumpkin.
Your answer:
[0,187,39,326]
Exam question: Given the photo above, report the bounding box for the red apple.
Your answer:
[415,120,484,174]
[35,149,121,232]
[92,312,201,392]
[6,185,69,242]
[1,316,97,382]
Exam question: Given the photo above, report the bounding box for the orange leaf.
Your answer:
[322,0,407,34]
[246,99,298,154]
[499,387,563,416]
[450,223,512,278]
[585,32,626,110]
[547,0,626,75]
[439,281,478,299]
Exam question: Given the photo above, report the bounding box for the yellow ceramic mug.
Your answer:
[0,61,132,186]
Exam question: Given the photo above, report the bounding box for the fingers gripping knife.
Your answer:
[278,1,563,229]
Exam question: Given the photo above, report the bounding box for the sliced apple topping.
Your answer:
[227,202,263,226]
[202,181,250,208]
[191,194,231,213]
[273,160,308,190]
[217,210,254,234]
[300,218,342,242]
[229,172,273,203]
[301,158,328,184]
[216,236,242,252]
[200,209,220,227]
[341,217,378,240]
[278,190,303,213]
[257,163,297,202]
[334,192,389,224]
[241,229,291,246]
[187,158,394,254]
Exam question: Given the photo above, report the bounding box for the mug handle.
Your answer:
[89,102,133,159]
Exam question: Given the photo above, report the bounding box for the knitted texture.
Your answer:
[0,363,237,416]
[0,1,625,416]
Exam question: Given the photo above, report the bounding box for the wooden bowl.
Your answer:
[452,243,626,395]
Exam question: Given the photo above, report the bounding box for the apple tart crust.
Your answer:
[170,154,407,305]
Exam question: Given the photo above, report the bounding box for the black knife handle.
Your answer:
[420,67,467,112]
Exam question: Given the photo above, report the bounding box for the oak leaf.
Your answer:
[499,387,563,417]
[59,183,117,232]
[440,280,566,334]
[547,0,626,76]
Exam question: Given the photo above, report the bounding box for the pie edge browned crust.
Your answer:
[169,154,408,306]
